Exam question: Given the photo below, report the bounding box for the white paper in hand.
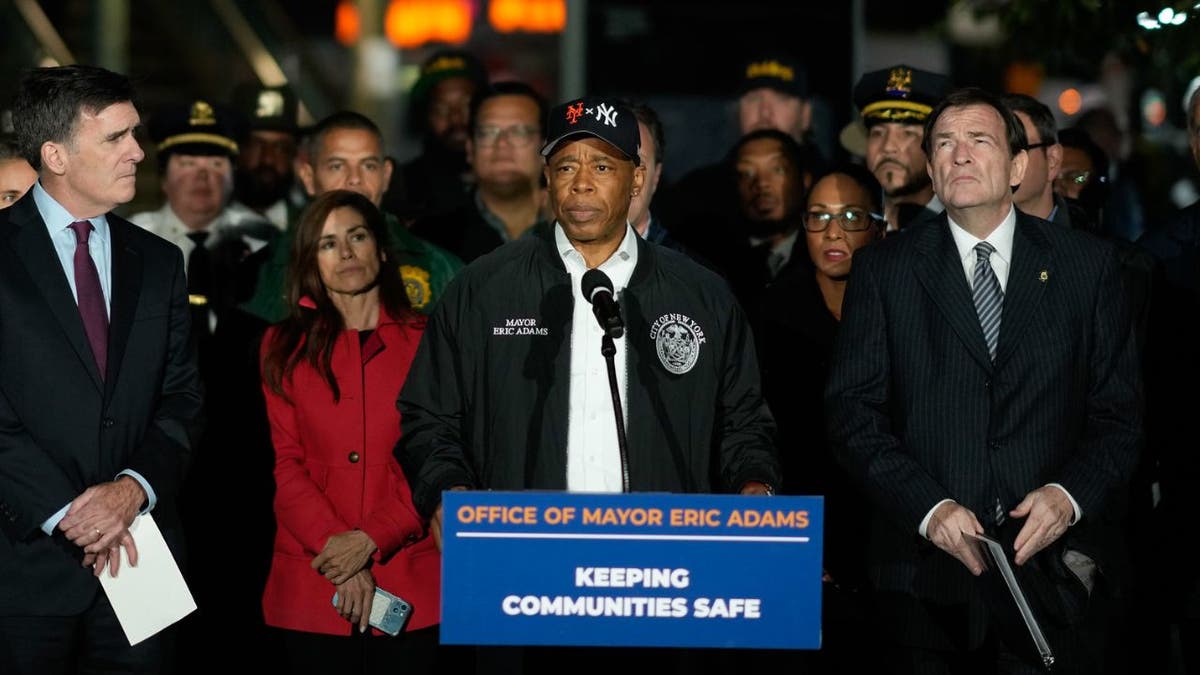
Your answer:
[97,513,197,645]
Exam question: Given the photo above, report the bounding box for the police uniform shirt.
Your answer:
[228,198,289,232]
[557,222,638,492]
[128,203,274,332]
[128,202,272,265]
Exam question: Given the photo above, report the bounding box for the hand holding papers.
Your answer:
[98,513,197,645]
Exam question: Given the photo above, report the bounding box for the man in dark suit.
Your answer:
[826,87,1142,671]
[0,65,202,673]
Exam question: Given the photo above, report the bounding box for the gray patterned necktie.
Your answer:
[972,242,1003,361]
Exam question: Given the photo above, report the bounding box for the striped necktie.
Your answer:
[972,241,1003,361]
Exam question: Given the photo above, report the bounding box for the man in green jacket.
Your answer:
[241,110,462,321]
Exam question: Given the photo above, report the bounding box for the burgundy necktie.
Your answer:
[69,220,108,378]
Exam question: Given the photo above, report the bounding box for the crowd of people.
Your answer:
[1,42,1199,675]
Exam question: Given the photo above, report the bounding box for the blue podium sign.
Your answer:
[441,491,823,649]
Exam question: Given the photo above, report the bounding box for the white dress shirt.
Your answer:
[32,182,156,534]
[918,206,1080,538]
[558,223,638,492]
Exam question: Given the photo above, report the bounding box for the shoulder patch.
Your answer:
[400,265,432,309]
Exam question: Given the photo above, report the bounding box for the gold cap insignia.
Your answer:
[189,100,216,127]
[886,67,913,97]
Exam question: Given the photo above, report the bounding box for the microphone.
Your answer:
[581,269,624,339]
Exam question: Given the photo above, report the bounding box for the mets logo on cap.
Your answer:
[650,313,706,375]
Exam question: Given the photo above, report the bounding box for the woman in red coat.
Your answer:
[260,190,439,673]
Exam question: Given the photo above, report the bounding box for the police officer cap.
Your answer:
[737,52,807,99]
[541,96,640,166]
[231,83,299,135]
[148,99,243,158]
[853,64,951,127]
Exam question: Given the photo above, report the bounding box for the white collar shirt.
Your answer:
[557,222,638,492]
[948,204,1017,291]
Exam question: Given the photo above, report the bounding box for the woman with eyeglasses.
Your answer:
[756,162,885,669]
[259,190,440,674]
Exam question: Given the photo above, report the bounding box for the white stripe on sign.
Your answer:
[454,532,810,543]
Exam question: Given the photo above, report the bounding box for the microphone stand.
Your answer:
[600,333,631,493]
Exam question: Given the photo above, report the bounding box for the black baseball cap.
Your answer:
[410,49,488,103]
[737,53,807,99]
[231,83,299,135]
[541,96,640,165]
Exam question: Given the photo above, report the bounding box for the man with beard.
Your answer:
[659,51,822,261]
[412,81,548,262]
[383,49,488,221]
[229,83,303,231]
[723,129,809,316]
[843,65,950,232]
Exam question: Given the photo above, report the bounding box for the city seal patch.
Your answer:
[649,313,706,375]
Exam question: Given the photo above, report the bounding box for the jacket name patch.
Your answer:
[493,317,549,336]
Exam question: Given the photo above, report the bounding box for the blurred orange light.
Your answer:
[489,0,565,33]
[490,0,523,32]
[1058,88,1083,116]
[437,1,472,44]
[1004,61,1043,97]
[335,0,360,46]
[385,0,473,48]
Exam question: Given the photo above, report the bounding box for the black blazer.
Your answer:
[0,192,202,616]
[825,211,1142,649]
[757,258,871,591]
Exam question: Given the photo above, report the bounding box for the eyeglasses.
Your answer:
[474,125,540,147]
[803,209,882,233]
[1025,140,1055,152]
[1056,170,1091,186]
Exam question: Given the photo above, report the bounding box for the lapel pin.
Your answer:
[1039,270,1049,283]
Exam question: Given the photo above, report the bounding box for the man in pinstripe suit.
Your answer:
[826,88,1141,672]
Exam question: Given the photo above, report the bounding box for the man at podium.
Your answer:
[395,96,781,546]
